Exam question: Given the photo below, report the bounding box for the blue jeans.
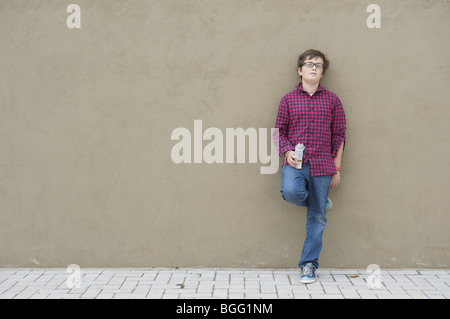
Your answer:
[280,162,331,269]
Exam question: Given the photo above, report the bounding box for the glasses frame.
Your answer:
[302,62,324,69]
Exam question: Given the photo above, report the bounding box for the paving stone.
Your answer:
[0,268,448,299]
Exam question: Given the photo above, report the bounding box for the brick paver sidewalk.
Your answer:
[0,268,449,299]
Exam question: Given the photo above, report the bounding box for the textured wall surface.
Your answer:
[1,0,449,268]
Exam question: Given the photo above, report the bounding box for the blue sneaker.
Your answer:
[326,197,332,210]
[300,263,317,284]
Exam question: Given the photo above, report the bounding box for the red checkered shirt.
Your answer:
[274,82,346,176]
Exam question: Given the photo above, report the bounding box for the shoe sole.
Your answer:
[300,277,317,284]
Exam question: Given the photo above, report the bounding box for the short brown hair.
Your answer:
[297,49,330,75]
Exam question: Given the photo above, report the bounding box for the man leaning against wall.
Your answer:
[274,49,347,284]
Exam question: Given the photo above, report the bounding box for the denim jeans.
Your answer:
[280,162,331,269]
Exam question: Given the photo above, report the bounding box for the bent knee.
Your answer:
[281,188,308,206]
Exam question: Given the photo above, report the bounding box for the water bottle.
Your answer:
[294,143,305,169]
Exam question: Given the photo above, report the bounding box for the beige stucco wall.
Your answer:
[1,0,449,269]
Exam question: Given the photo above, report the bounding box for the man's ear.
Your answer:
[297,67,302,77]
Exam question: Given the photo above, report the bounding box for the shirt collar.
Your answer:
[297,82,326,94]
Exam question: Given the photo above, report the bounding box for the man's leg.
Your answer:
[280,163,309,207]
[298,173,332,269]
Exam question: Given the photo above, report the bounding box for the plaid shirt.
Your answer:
[274,82,346,176]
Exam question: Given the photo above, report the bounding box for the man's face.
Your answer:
[298,56,324,83]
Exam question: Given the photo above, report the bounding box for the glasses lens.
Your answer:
[304,62,323,69]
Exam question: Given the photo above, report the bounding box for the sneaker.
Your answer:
[300,263,317,284]
[326,197,332,210]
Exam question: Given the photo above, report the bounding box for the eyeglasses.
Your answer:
[302,62,324,69]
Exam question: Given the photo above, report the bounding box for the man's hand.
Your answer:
[330,172,340,189]
[285,150,299,168]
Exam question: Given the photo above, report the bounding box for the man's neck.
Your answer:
[302,81,320,95]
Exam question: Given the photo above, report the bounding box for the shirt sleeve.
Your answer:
[274,96,294,157]
[330,96,346,158]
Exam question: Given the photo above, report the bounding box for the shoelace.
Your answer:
[302,264,316,277]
